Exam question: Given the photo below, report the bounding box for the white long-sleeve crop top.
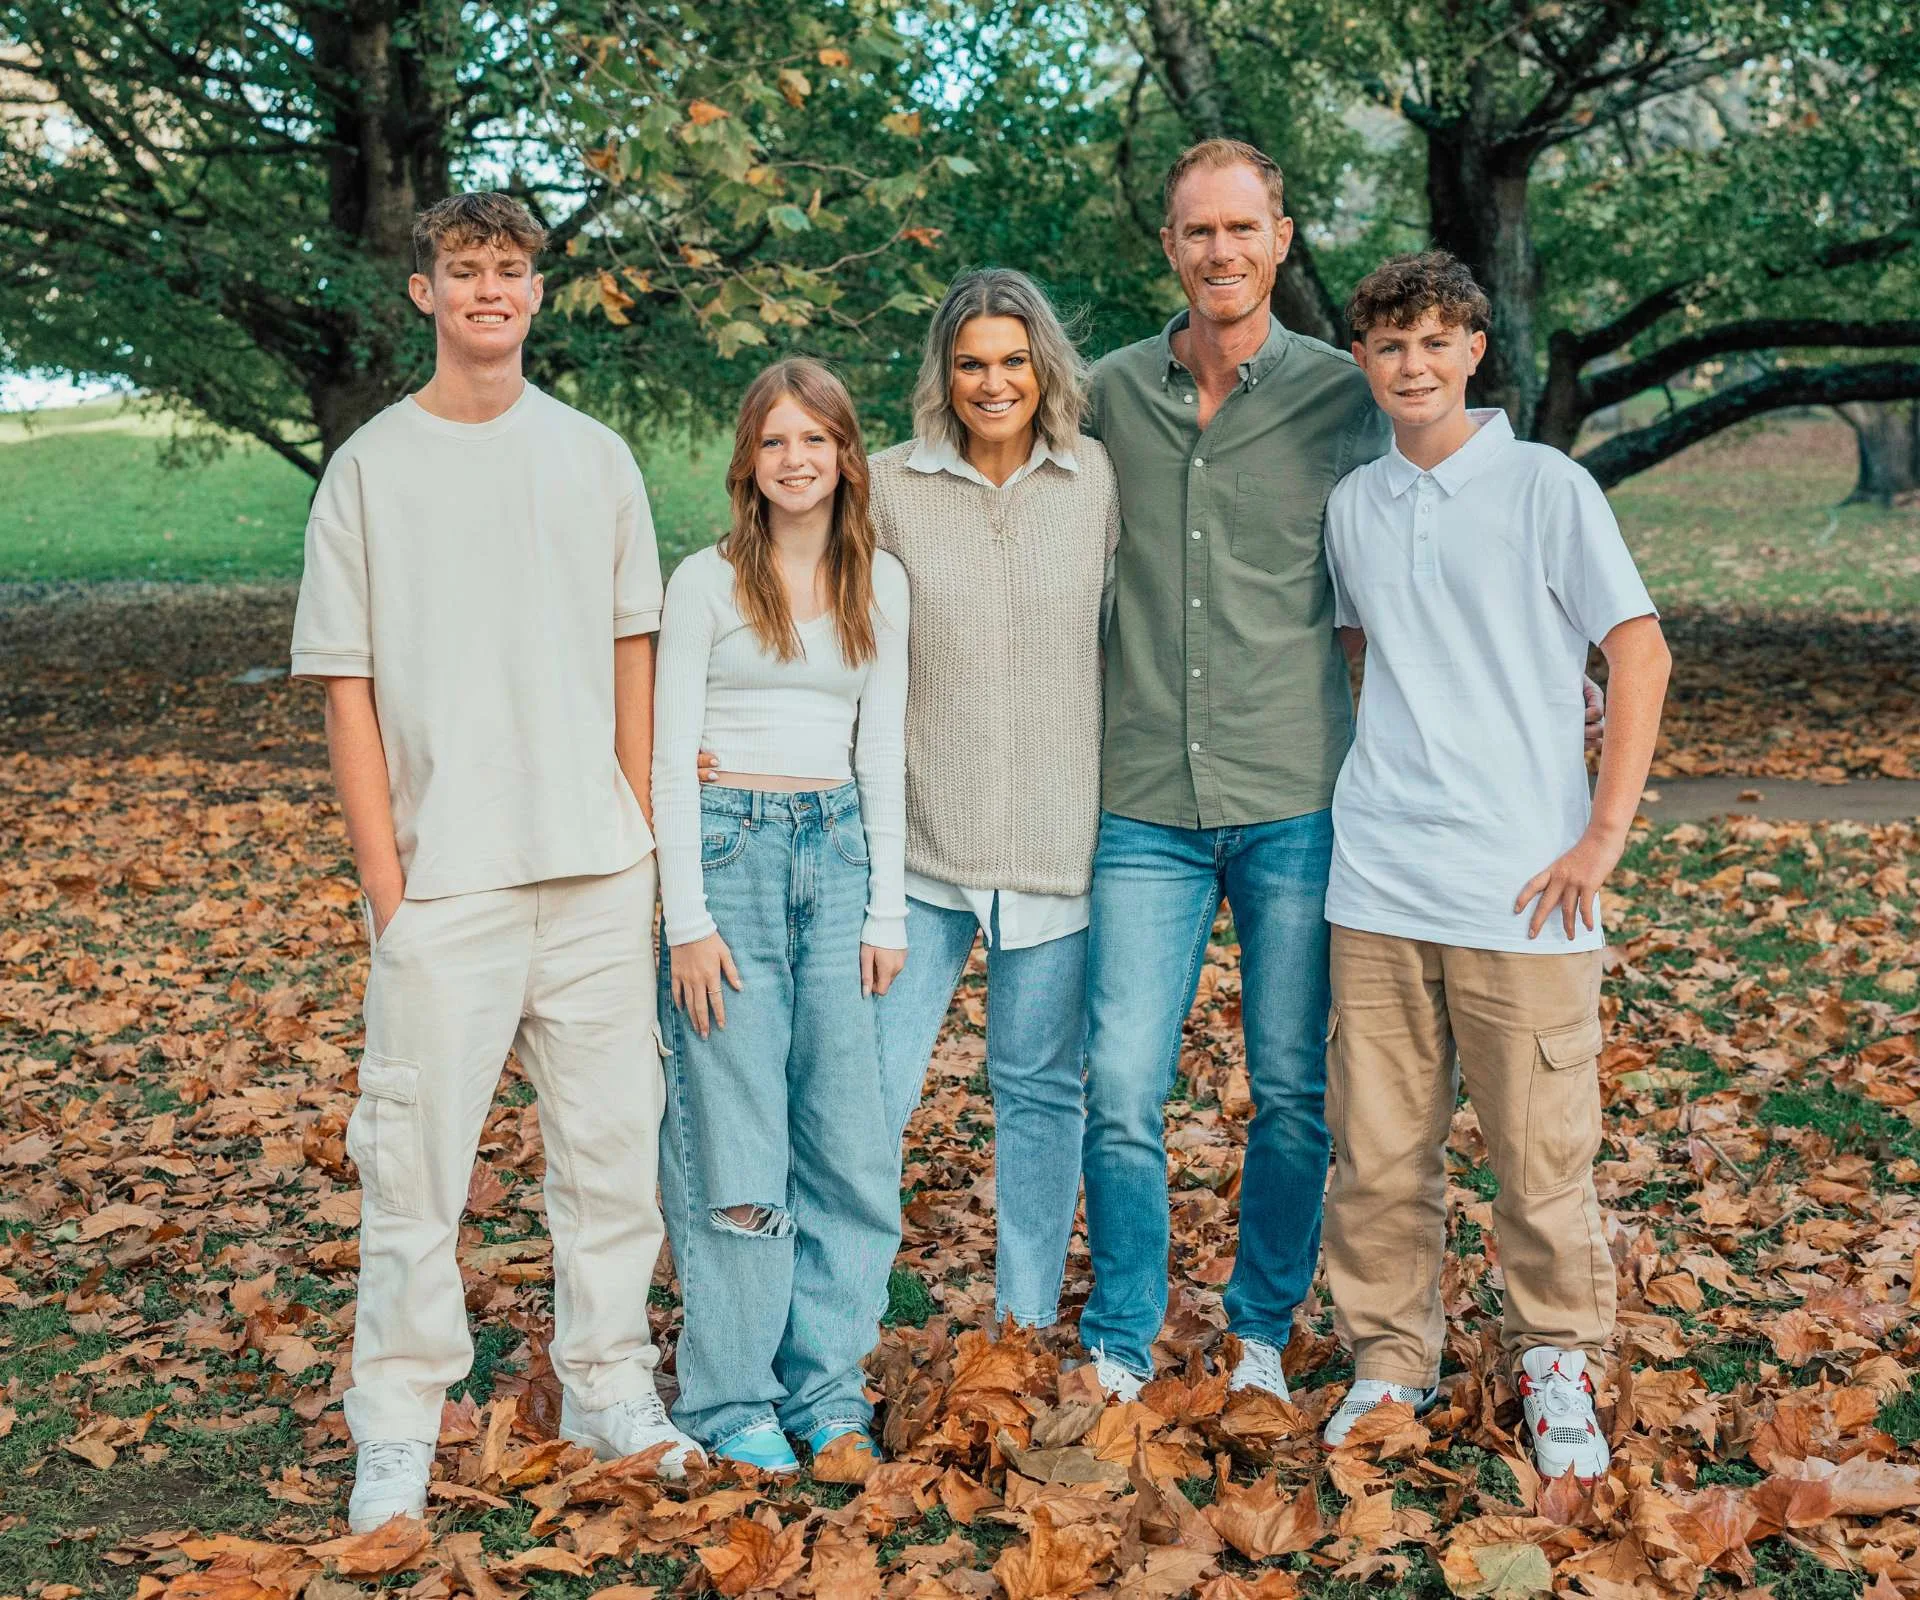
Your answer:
[651,542,910,948]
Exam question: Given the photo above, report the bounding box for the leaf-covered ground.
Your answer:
[2,589,1919,1600]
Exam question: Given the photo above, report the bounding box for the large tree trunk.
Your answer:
[1424,82,1542,433]
[1837,400,1920,505]
[1533,332,1588,452]
[299,0,454,470]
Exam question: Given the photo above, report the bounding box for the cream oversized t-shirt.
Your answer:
[290,383,663,900]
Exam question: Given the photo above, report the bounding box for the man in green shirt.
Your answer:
[1077,139,1390,1399]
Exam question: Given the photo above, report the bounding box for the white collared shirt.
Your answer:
[1323,409,1656,953]
[901,432,1090,951]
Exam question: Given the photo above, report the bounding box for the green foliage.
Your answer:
[0,0,964,469]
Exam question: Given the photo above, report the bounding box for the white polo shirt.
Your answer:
[1323,409,1655,954]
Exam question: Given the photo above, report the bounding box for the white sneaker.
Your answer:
[1227,1337,1290,1401]
[1087,1349,1147,1402]
[347,1438,432,1532]
[1321,1379,1440,1448]
[1519,1348,1609,1480]
[560,1388,703,1479]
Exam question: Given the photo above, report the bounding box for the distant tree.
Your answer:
[0,1,953,475]
[1838,400,1920,504]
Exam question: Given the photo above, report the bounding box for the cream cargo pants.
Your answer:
[1323,925,1615,1387]
[343,859,668,1444]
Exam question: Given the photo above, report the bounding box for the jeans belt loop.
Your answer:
[749,788,764,827]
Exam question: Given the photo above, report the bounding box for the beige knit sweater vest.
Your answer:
[869,437,1119,896]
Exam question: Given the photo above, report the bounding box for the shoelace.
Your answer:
[1527,1361,1596,1442]
[618,1390,673,1428]
[360,1439,423,1476]
[1237,1344,1287,1393]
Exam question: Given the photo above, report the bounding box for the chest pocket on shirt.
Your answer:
[1230,470,1328,576]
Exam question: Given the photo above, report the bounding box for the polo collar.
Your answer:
[1382,407,1513,497]
[905,433,1078,480]
[1159,310,1289,389]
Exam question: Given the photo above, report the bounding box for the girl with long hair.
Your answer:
[651,357,908,1472]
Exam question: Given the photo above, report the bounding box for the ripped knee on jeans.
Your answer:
[711,1203,794,1239]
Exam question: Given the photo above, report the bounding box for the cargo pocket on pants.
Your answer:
[347,1053,427,1218]
[1524,1016,1604,1195]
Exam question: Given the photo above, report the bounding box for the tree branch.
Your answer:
[1112,58,1161,242]
[1578,360,1920,486]
[1585,319,1920,413]
[1569,215,1920,367]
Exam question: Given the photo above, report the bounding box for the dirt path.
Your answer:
[1639,776,1920,823]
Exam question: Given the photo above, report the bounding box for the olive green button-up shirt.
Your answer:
[1088,311,1390,829]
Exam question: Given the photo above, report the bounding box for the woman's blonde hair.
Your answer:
[722,357,877,667]
[910,268,1087,458]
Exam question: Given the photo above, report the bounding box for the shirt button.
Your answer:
[1191,529,1202,540]
[1191,668,1202,677]
[1190,597,1202,608]
[1190,742,1202,752]
[1184,394,1195,404]
[1193,457,1204,468]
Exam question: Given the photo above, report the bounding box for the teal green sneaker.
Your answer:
[806,1421,879,1461]
[715,1421,799,1475]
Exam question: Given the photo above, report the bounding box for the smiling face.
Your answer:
[1161,162,1292,329]
[752,393,842,521]
[949,315,1040,454]
[1353,307,1486,430]
[408,240,543,363]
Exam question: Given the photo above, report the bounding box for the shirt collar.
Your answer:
[1381,407,1513,497]
[905,432,1078,483]
[1159,310,1290,390]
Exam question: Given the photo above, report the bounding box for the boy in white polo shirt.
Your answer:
[1317,252,1669,1481]
[291,192,699,1530]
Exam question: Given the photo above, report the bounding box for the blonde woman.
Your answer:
[652,357,908,1472]
[870,268,1117,1330]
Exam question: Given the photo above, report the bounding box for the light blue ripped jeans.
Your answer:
[657,783,898,1452]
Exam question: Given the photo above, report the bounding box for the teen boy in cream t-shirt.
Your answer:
[1317,252,1669,1484]
[291,192,699,1531]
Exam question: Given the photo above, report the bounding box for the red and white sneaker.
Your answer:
[1519,1348,1609,1480]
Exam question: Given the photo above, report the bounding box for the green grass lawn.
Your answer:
[1601,414,1920,612]
[4,397,1917,609]
[0,398,733,583]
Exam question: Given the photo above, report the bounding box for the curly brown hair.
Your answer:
[1346,251,1491,341]
[412,192,548,276]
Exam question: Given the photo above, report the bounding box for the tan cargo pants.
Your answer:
[1323,925,1615,1387]
[343,859,669,1444]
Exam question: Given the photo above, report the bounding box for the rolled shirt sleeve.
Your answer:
[1546,464,1658,646]
[290,453,372,678]
[613,458,665,638]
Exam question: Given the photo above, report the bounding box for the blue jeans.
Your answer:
[1079,808,1334,1375]
[657,784,898,1450]
[876,897,1086,1327]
